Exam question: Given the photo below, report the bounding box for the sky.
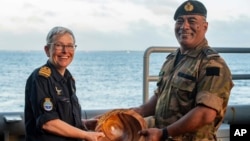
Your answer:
[0,0,249,51]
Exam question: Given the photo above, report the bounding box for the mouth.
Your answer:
[58,55,69,59]
[179,31,190,35]
[179,32,192,39]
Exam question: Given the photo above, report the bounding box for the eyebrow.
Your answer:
[177,15,206,20]
[177,17,196,21]
[53,41,74,44]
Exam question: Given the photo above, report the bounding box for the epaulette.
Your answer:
[38,66,51,78]
[166,52,175,59]
[202,48,219,58]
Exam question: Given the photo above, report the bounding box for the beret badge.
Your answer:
[184,2,194,12]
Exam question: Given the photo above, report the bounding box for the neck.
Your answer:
[180,38,207,54]
[57,68,65,76]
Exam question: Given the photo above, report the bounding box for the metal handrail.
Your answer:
[1,47,250,141]
[143,46,250,103]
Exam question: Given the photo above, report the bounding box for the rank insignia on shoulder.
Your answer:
[43,98,53,111]
[39,66,51,78]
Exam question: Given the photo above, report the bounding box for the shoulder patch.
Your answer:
[39,66,51,78]
[203,48,219,58]
[206,67,220,76]
[43,98,53,111]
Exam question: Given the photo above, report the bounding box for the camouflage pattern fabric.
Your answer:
[154,39,234,141]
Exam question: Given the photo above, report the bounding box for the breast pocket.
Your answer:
[56,96,72,117]
[171,72,197,114]
[71,94,81,109]
[172,72,196,92]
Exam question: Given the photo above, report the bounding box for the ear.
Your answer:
[203,22,208,32]
[44,45,50,57]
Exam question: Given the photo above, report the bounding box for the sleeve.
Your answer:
[195,56,234,114]
[29,75,59,132]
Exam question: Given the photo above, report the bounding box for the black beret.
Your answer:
[174,0,207,20]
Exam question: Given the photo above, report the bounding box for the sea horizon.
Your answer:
[0,50,250,112]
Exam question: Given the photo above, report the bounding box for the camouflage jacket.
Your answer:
[154,39,234,141]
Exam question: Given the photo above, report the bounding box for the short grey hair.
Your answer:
[46,26,76,44]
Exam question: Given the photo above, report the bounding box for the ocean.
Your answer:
[0,50,250,112]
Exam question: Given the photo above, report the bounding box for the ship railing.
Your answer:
[1,47,250,141]
[142,47,250,140]
[143,47,250,103]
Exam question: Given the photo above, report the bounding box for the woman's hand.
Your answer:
[82,119,98,131]
[84,131,105,141]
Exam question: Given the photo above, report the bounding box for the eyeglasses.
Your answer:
[48,43,77,51]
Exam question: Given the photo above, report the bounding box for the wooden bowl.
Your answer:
[95,109,147,141]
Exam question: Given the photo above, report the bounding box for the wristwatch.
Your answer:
[161,128,169,141]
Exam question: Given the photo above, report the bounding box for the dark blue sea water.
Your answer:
[0,50,250,112]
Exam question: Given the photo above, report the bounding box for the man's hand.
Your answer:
[138,128,162,141]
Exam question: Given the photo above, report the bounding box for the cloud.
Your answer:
[208,16,250,47]
[75,21,177,51]
[0,0,250,51]
[0,0,170,34]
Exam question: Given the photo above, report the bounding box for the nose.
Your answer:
[61,45,67,52]
[180,20,190,29]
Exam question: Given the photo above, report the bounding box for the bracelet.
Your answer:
[161,128,169,141]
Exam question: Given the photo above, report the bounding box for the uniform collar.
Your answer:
[178,38,209,58]
[46,61,72,82]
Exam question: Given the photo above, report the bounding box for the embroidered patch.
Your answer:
[206,67,220,76]
[43,98,53,111]
[55,86,62,95]
[39,66,51,78]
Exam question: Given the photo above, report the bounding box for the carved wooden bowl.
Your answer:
[95,109,147,141]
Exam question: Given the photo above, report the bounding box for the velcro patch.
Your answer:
[206,67,220,76]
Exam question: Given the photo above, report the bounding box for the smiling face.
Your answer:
[175,15,208,51]
[44,33,75,75]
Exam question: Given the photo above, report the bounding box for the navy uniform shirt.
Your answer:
[25,61,84,141]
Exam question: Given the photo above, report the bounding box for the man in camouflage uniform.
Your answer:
[134,0,234,140]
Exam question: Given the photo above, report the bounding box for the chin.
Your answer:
[180,40,190,46]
